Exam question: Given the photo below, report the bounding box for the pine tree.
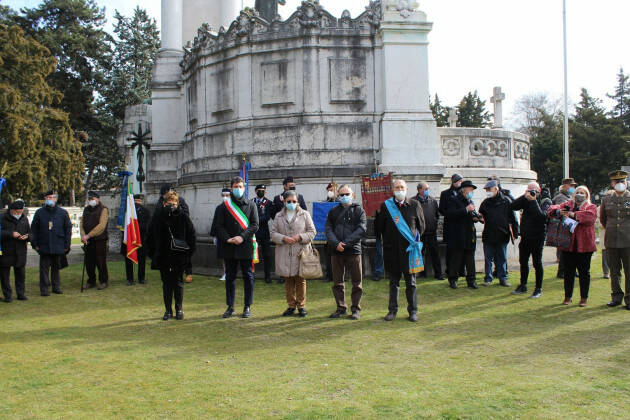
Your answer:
[456,91,492,128]
[0,24,84,204]
[529,109,564,189]
[607,67,630,126]
[430,94,450,127]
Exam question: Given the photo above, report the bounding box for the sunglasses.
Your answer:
[339,193,351,197]
[286,200,297,204]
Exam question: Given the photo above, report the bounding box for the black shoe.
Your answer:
[277,278,285,284]
[282,307,296,316]
[607,301,622,307]
[350,311,360,320]
[264,278,272,284]
[242,306,251,318]
[372,276,382,281]
[467,282,478,290]
[41,291,50,297]
[222,307,235,318]
[127,280,135,286]
[499,280,510,287]
[512,285,527,295]
[448,280,458,289]
[626,305,630,311]
[138,279,146,284]
[84,283,96,289]
[17,296,27,301]
[298,308,308,317]
[52,289,63,294]
[3,297,12,303]
[162,311,172,321]
[408,312,418,322]
[436,275,445,280]
[329,309,347,318]
[556,273,564,279]
[384,312,396,321]
[176,310,184,320]
[530,289,542,299]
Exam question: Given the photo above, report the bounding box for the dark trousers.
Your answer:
[387,268,417,314]
[519,238,545,289]
[1,266,26,299]
[447,248,476,284]
[39,254,61,293]
[562,251,592,299]
[225,258,254,307]
[331,254,363,312]
[86,240,108,286]
[258,239,272,281]
[325,246,333,281]
[556,248,565,277]
[607,247,630,305]
[421,234,443,278]
[446,246,466,278]
[160,268,184,313]
[125,247,146,283]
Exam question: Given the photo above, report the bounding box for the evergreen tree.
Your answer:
[430,94,450,127]
[456,91,492,128]
[607,67,630,126]
[529,109,564,189]
[0,24,84,204]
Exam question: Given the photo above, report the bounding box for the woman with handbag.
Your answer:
[547,185,597,307]
[270,190,316,317]
[147,191,196,320]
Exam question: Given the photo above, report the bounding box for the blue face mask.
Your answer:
[232,188,245,199]
[466,192,474,199]
[339,195,352,205]
[423,190,430,198]
[568,187,576,195]
[286,202,297,211]
[45,199,55,207]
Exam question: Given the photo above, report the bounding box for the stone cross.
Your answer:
[448,108,458,128]
[490,86,505,128]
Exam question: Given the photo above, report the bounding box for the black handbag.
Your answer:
[168,226,190,252]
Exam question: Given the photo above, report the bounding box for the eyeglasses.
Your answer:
[339,193,351,197]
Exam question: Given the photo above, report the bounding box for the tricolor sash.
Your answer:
[384,198,424,274]
[223,197,259,264]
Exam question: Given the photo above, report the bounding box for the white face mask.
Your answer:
[614,182,627,193]
[12,213,21,219]
[394,190,406,201]
[486,191,495,198]
[327,191,335,199]
[88,200,98,207]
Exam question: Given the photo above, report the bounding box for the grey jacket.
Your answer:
[325,203,367,255]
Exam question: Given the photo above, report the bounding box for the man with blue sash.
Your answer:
[375,179,425,322]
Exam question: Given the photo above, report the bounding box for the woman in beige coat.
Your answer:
[270,190,316,317]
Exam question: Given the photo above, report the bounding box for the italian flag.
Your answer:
[123,182,142,264]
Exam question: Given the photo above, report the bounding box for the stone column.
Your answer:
[377,1,444,177]
[160,0,183,51]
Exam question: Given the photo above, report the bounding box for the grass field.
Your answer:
[1,253,629,419]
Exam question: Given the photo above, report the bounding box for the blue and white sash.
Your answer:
[384,198,424,274]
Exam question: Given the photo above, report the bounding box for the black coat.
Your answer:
[413,194,439,236]
[30,205,72,255]
[146,208,196,271]
[215,194,259,260]
[0,213,31,267]
[444,192,477,250]
[252,196,272,242]
[271,192,307,220]
[375,198,425,274]
[479,192,519,244]
[510,195,548,241]
[325,203,367,255]
[439,186,458,240]
[120,204,151,255]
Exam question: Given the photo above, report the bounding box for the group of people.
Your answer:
[2,170,630,321]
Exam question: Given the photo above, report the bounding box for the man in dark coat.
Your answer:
[445,180,480,290]
[271,176,307,220]
[121,194,151,285]
[413,181,444,280]
[0,200,31,301]
[215,176,259,318]
[81,191,109,290]
[210,188,232,281]
[375,179,425,322]
[439,173,464,278]
[252,184,273,283]
[30,190,72,296]
[479,180,519,287]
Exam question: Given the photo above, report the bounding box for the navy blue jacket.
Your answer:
[30,205,72,255]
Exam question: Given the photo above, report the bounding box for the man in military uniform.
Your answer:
[600,170,630,310]
[252,184,273,284]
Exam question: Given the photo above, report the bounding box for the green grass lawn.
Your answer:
[1,253,629,419]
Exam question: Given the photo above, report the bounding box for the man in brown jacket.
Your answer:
[600,170,630,310]
[81,191,109,290]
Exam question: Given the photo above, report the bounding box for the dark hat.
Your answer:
[43,189,56,197]
[133,194,144,200]
[451,173,463,183]
[221,188,231,193]
[483,180,498,189]
[609,170,628,181]
[255,184,266,190]
[9,200,24,210]
[87,191,99,198]
[459,180,477,190]
[561,178,577,186]
[282,176,294,185]
[160,183,173,195]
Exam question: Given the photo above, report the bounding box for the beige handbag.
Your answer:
[298,244,323,279]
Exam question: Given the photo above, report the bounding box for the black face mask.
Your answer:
[256,191,265,198]
[289,186,296,191]
[165,204,178,215]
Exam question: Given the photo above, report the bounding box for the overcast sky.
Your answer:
[4,0,629,128]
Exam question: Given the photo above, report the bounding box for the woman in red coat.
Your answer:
[548,185,597,306]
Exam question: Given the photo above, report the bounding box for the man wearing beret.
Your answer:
[0,200,31,301]
[81,191,110,289]
[600,170,630,310]
[252,184,273,283]
[30,190,72,296]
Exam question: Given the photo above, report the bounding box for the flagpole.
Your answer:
[562,0,570,178]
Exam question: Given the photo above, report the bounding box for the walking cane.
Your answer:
[80,243,87,292]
